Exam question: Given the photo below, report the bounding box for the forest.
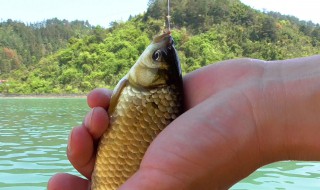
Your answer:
[1,0,320,94]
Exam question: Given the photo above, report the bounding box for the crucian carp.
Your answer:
[91,31,184,190]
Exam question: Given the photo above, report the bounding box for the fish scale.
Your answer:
[91,84,182,190]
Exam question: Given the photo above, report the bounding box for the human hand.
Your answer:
[48,55,320,190]
[48,88,112,190]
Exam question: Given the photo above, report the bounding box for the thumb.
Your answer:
[118,90,261,190]
[117,106,213,190]
[118,167,188,190]
[117,110,200,190]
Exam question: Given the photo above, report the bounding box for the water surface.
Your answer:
[1,98,320,189]
[0,98,88,190]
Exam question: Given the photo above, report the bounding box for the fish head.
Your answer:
[128,32,182,89]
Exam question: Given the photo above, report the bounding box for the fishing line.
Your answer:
[167,0,171,31]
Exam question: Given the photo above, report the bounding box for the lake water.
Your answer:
[1,98,320,190]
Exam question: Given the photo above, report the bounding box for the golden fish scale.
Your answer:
[91,84,182,190]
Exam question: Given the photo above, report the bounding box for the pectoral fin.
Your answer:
[108,76,128,115]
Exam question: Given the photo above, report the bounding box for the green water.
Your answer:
[1,98,320,189]
[0,98,88,190]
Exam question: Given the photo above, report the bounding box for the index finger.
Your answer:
[87,88,113,109]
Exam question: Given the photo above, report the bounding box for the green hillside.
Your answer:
[1,0,320,94]
[0,18,92,74]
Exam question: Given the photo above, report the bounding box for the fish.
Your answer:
[91,31,184,190]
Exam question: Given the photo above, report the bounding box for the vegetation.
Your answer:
[1,0,320,94]
[0,18,92,73]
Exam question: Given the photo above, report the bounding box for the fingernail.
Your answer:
[67,128,73,154]
[84,108,95,128]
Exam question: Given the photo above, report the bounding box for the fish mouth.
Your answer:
[153,31,172,45]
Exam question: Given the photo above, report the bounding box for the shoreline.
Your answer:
[0,94,87,99]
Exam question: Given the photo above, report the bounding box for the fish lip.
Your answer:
[153,31,171,44]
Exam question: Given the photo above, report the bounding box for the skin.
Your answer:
[48,55,320,190]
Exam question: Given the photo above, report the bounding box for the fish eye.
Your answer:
[152,50,162,62]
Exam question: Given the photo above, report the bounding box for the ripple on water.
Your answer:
[0,98,87,189]
[232,161,320,190]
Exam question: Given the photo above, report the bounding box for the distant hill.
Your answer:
[1,0,320,94]
[0,18,92,74]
